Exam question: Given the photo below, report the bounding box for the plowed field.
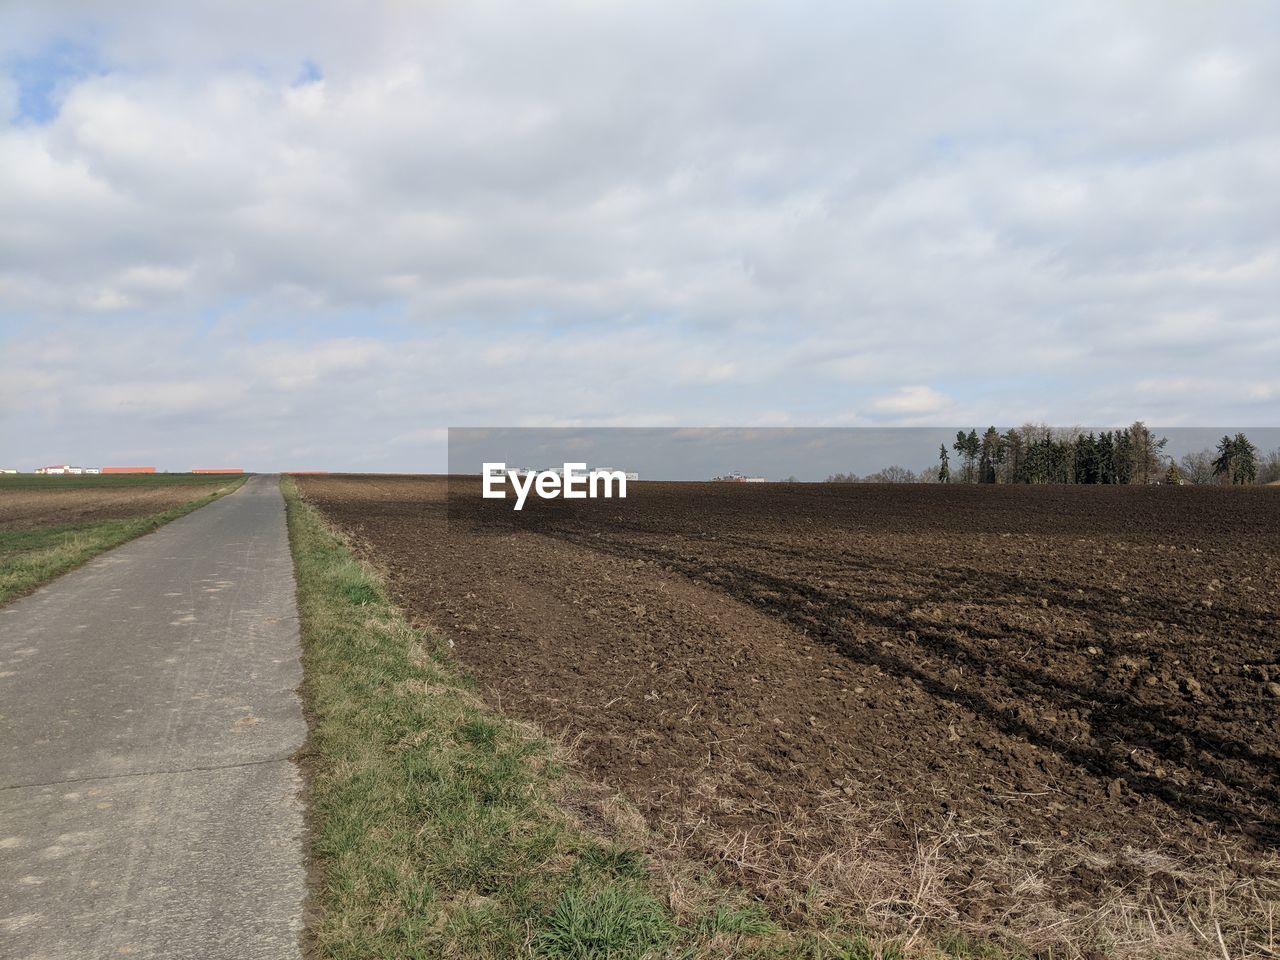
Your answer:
[298,475,1280,957]
[0,482,230,531]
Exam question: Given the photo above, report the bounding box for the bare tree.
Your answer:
[1126,421,1167,484]
[1179,449,1217,485]
[1256,448,1280,485]
[866,465,918,483]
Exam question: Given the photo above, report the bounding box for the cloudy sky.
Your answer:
[1,1,1277,471]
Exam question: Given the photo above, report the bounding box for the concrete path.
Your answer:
[0,476,307,960]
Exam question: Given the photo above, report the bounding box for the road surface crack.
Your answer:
[0,753,295,792]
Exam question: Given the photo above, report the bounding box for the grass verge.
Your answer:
[0,477,246,606]
[282,476,1019,960]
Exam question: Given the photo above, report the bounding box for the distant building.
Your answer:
[593,466,639,481]
[192,468,244,474]
[102,466,157,474]
[35,465,102,475]
[488,464,638,481]
[0,468,17,474]
[712,472,766,482]
[537,465,638,480]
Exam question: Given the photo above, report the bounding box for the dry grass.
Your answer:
[513,712,1280,958]
[640,785,1280,959]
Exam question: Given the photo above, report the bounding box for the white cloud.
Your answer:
[241,338,392,390]
[870,386,951,417]
[1,1,1277,469]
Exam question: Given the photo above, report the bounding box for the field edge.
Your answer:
[282,476,1026,960]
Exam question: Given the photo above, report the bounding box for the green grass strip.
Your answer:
[281,477,1020,960]
[0,478,246,606]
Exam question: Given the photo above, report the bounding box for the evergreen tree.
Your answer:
[953,431,970,482]
[1024,434,1053,483]
[1230,432,1257,484]
[1096,431,1115,483]
[953,429,980,482]
[1213,435,1231,481]
[978,426,1004,483]
[1213,434,1238,483]
[1165,462,1182,485]
[1074,432,1100,484]
[937,423,1171,486]
[1002,428,1024,483]
[938,444,950,483]
[1113,430,1134,484]
[1049,434,1072,483]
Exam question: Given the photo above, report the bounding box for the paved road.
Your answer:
[0,476,307,959]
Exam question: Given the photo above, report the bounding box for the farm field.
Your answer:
[298,475,1280,957]
[0,474,232,531]
[0,474,244,605]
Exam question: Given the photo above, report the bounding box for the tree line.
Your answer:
[826,465,919,484]
[825,424,1280,485]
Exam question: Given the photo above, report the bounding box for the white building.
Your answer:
[34,464,99,475]
[489,464,637,481]
[595,466,640,481]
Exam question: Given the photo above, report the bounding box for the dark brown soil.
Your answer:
[299,476,1280,954]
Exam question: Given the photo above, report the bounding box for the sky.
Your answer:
[1,1,1277,472]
